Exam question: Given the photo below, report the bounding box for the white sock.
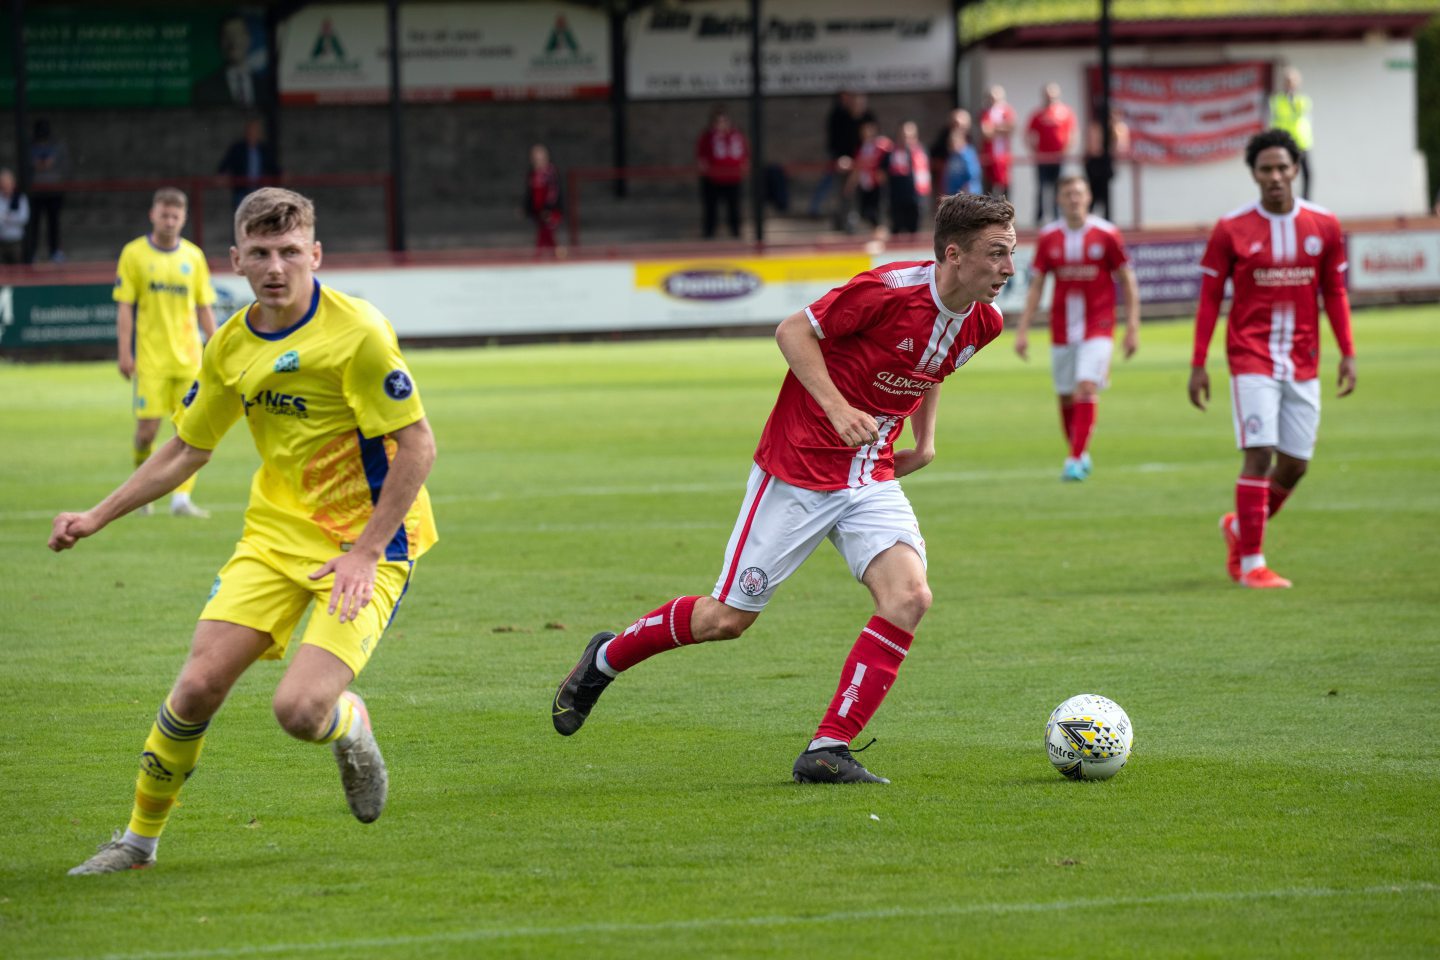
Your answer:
[122,829,158,856]
[808,736,847,752]
[1240,553,1265,575]
[594,640,619,678]
[171,491,191,508]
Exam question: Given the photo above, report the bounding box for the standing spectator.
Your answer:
[24,119,67,263]
[217,118,280,211]
[523,144,563,254]
[829,92,877,232]
[886,122,931,236]
[1027,83,1077,225]
[696,106,748,239]
[853,119,893,231]
[809,91,862,218]
[1269,68,1313,200]
[0,168,29,264]
[979,86,1016,199]
[1084,110,1130,220]
[934,110,983,197]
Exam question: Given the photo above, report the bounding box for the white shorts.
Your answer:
[1051,337,1113,395]
[711,463,927,613]
[1231,374,1321,459]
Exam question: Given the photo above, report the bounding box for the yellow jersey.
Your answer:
[178,281,437,563]
[113,235,216,377]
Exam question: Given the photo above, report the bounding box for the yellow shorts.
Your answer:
[133,371,197,424]
[199,540,414,677]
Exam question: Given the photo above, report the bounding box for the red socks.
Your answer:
[1268,480,1293,518]
[603,596,699,672]
[1059,398,1075,442]
[814,616,914,743]
[1235,475,1270,557]
[1069,399,1096,460]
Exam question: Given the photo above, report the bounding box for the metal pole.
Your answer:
[748,0,764,244]
[9,0,29,193]
[386,0,406,252]
[263,6,283,175]
[950,0,962,109]
[609,1,628,198]
[1099,0,1113,197]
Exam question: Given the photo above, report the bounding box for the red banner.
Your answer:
[1088,62,1273,165]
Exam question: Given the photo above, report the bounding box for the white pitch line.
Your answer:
[70,883,1438,960]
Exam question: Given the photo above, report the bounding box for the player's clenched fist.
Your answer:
[826,404,880,447]
[49,511,100,552]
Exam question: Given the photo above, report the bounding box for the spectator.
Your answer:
[1027,83,1076,225]
[217,118,280,210]
[696,106,748,239]
[0,168,29,264]
[1084,110,1130,220]
[24,119,67,263]
[826,91,876,231]
[935,110,983,196]
[979,86,1016,199]
[523,144,564,254]
[809,91,859,217]
[1269,67,1314,200]
[886,122,931,235]
[853,118,892,231]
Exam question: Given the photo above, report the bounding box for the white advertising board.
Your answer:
[1347,230,1440,291]
[627,0,952,99]
[278,3,610,104]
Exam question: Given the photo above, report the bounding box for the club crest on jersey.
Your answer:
[180,263,192,275]
[384,369,414,400]
[273,350,300,373]
[182,380,199,407]
[737,566,769,597]
[1088,243,1104,260]
[1303,235,1323,257]
[953,344,977,368]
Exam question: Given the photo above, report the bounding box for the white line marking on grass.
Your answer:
[80,883,1439,960]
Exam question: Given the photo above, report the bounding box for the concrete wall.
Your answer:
[976,36,1428,228]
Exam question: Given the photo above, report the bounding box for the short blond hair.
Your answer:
[152,187,187,209]
[235,187,315,241]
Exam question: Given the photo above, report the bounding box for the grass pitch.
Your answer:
[1,307,1437,959]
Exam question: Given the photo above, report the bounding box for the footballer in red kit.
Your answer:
[553,194,1017,784]
[1189,129,1357,589]
[1016,175,1141,480]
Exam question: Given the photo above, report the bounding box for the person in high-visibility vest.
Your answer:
[1269,68,1313,200]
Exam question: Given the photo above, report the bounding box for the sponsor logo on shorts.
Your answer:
[737,566,769,597]
[1303,235,1322,257]
[208,575,221,600]
[1245,414,1263,437]
[273,350,300,373]
[182,381,198,407]
[384,369,414,400]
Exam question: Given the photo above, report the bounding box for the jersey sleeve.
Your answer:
[343,315,427,439]
[176,334,243,451]
[112,245,140,304]
[804,273,888,340]
[1107,229,1130,269]
[193,252,217,307]
[1030,235,1053,274]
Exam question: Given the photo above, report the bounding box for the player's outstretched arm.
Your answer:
[894,386,940,478]
[48,438,212,551]
[311,417,436,624]
[775,310,879,446]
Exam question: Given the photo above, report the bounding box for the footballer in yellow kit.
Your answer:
[52,188,437,875]
[112,187,217,516]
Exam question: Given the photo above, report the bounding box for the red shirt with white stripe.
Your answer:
[1193,200,1354,380]
[753,262,1004,491]
[1031,215,1130,344]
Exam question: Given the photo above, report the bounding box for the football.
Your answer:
[1045,694,1134,781]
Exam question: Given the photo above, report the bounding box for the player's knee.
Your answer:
[272,692,330,741]
[170,672,230,721]
[883,582,932,630]
[1075,381,1099,400]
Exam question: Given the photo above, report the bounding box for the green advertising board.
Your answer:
[0,8,266,107]
[0,283,117,349]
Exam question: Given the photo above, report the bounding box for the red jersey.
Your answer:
[1031,215,1130,344]
[754,262,1004,491]
[855,136,893,191]
[696,128,748,185]
[1027,103,1076,157]
[1193,200,1354,380]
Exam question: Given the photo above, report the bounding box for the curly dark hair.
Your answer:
[1245,129,1301,170]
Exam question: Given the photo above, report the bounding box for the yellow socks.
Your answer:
[126,699,209,842]
[315,694,357,745]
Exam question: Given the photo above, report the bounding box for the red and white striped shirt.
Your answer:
[753,261,1004,491]
[1031,215,1130,344]
[1193,200,1353,380]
